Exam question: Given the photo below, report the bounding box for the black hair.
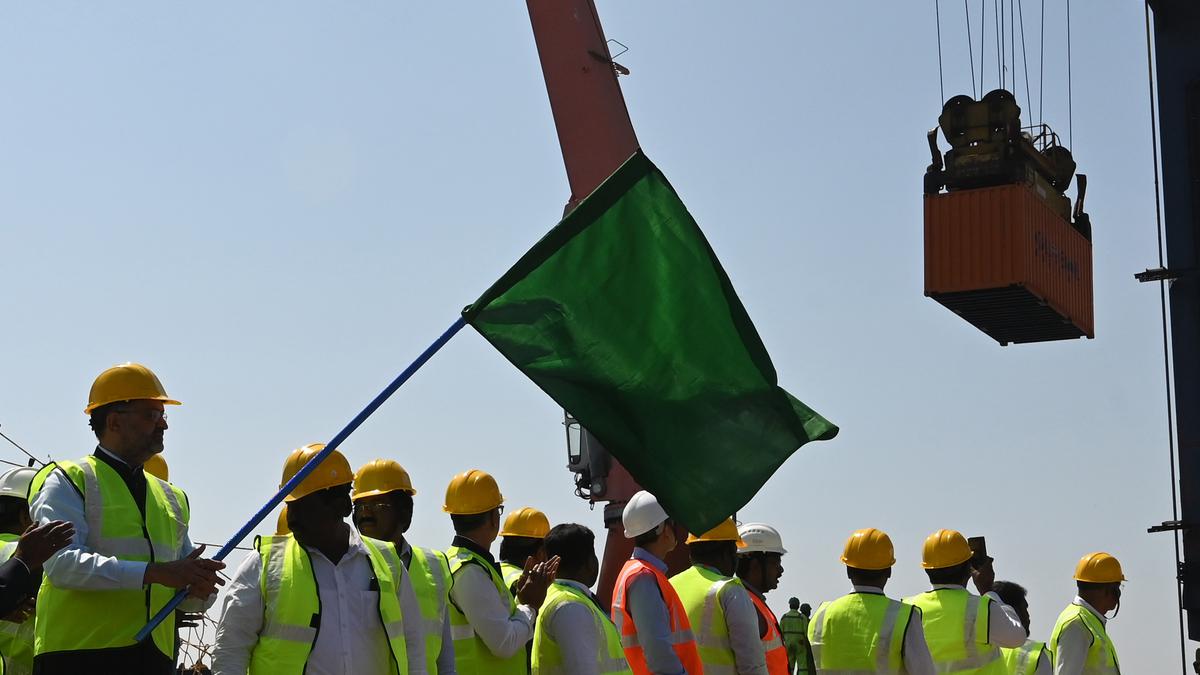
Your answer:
[544,523,595,573]
[499,535,544,567]
[847,567,891,587]
[926,560,973,585]
[451,511,493,534]
[88,402,128,440]
[1077,580,1119,593]
[993,580,1029,608]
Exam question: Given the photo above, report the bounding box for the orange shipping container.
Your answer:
[924,183,1094,345]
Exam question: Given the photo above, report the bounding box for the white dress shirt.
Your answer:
[851,585,937,675]
[1053,597,1110,675]
[210,525,426,675]
[929,584,1027,649]
[31,447,198,591]
[542,579,609,675]
[448,558,535,659]
[398,539,456,674]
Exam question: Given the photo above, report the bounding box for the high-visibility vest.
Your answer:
[501,561,524,590]
[408,545,452,674]
[671,564,747,673]
[905,588,1005,674]
[446,545,528,675]
[246,534,409,675]
[746,590,789,675]
[531,581,632,675]
[0,533,32,675]
[1049,604,1119,675]
[1002,639,1049,675]
[611,558,702,675]
[809,592,912,674]
[29,457,188,660]
[779,610,809,644]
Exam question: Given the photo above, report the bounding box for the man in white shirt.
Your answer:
[992,580,1052,675]
[1049,552,1124,675]
[211,444,426,675]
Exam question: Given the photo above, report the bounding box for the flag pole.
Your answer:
[136,315,468,641]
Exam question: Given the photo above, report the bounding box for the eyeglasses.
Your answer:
[116,408,167,423]
[497,505,505,516]
[353,502,395,515]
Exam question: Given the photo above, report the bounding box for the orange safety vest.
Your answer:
[747,591,789,675]
[611,558,704,675]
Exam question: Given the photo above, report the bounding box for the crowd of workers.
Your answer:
[0,362,1126,675]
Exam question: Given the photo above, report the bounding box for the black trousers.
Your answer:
[32,640,174,675]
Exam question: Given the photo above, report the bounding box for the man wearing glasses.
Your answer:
[442,470,558,675]
[29,363,225,675]
[353,459,457,674]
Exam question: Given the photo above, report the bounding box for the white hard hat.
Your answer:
[737,522,787,555]
[622,490,669,538]
[0,467,37,501]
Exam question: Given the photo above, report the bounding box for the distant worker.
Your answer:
[1049,552,1124,675]
[671,518,767,674]
[0,466,55,675]
[143,454,169,482]
[735,523,789,675]
[499,507,550,590]
[991,581,1050,675]
[30,362,223,675]
[808,528,935,674]
[797,605,814,674]
[443,469,557,675]
[905,529,1025,674]
[211,444,426,674]
[531,523,631,675]
[778,599,809,675]
[353,459,456,674]
[610,490,702,675]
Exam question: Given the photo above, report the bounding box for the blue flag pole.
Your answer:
[136,315,468,642]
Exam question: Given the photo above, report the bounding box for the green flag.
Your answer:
[464,151,837,533]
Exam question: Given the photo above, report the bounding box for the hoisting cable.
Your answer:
[994,0,1002,89]
[980,0,987,91]
[0,425,47,467]
[1010,0,1017,101]
[999,0,1006,90]
[1066,0,1073,149]
[964,0,977,97]
[1018,0,1033,121]
[1143,4,1187,673]
[1038,0,1045,127]
[935,0,946,102]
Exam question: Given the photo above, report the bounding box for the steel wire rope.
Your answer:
[935,0,946,102]
[1066,0,1073,148]
[964,0,977,97]
[1018,0,1033,121]
[980,0,986,91]
[999,0,1006,89]
[1038,0,1045,126]
[1143,5,1187,673]
[0,425,47,467]
[994,0,1002,89]
[1010,0,1017,101]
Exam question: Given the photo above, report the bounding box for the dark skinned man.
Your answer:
[735,523,790,675]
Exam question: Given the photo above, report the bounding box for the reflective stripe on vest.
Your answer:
[31,457,187,660]
[905,589,1004,674]
[747,590,790,675]
[810,592,911,674]
[501,561,524,590]
[671,565,743,673]
[1049,604,1120,675]
[610,558,702,675]
[0,534,30,675]
[247,534,409,675]
[531,581,632,675]
[445,545,527,675]
[1001,640,1047,675]
[409,545,451,674]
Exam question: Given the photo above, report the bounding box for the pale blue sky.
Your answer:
[0,2,1181,671]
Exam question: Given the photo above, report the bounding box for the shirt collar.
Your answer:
[453,534,497,564]
[555,578,594,594]
[853,584,886,595]
[932,583,968,590]
[632,547,668,572]
[1074,595,1108,625]
[95,445,132,469]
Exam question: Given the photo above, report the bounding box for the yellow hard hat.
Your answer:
[686,518,744,545]
[352,459,417,502]
[280,443,353,502]
[921,529,974,569]
[500,507,551,538]
[1074,552,1126,584]
[841,528,896,570]
[85,362,181,414]
[275,506,291,535]
[443,469,504,515]
[143,454,169,482]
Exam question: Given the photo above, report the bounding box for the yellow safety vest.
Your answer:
[905,588,1004,674]
[501,561,524,591]
[446,545,528,675]
[408,545,452,674]
[1002,639,1049,675]
[670,564,743,673]
[809,591,912,673]
[1049,604,1119,675]
[29,457,188,660]
[531,581,632,675]
[247,534,409,675]
[0,533,31,675]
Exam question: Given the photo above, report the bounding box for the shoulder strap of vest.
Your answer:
[31,461,84,501]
